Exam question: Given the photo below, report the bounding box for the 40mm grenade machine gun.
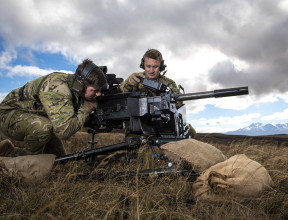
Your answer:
[56,70,248,179]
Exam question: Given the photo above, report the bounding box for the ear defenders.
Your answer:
[79,63,99,81]
[139,58,166,72]
[72,63,100,95]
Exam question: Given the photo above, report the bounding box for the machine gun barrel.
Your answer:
[173,86,249,101]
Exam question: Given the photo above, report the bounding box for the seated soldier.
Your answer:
[119,49,196,138]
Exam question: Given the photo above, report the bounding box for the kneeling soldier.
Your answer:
[0,59,107,157]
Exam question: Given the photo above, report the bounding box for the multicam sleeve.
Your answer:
[40,83,90,140]
[167,80,180,94]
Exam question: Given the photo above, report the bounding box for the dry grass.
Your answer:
[0,132,287,219]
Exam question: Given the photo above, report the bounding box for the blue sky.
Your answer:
[1,0,288,133]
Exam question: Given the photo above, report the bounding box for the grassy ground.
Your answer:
[0,132,287,219]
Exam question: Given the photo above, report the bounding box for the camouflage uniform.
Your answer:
[0,72,92,156]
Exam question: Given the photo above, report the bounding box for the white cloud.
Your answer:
[7,65,73,77]
[0,49,17,69]
[185,91,286,115]
[184,95,251,115]
[277,92,288,103]
[0,0,287,97]
[168,46,228,77]
[190,113,261,126]
[261,108,288,121]
[278,0,288,12]
[190,113,261,133]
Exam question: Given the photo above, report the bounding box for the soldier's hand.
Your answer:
[127,73,145,87]
[84,100,98,112]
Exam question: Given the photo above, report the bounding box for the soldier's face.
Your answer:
[144,57,160,80]
[85,86,101,100]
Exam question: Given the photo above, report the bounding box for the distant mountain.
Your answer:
[225,123,288,136]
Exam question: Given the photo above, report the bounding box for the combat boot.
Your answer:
[0,139,15,157]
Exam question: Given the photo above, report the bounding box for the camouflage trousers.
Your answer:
[0,109,66,157]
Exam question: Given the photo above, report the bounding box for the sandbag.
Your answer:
[192,154,273,201]
[0,154,56,182]
[160,139,227,171]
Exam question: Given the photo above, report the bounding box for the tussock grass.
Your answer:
[0,132,287,219]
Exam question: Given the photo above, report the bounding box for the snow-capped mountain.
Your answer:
[225,123,288,136]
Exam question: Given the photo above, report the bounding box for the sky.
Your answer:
[0,0,288,133]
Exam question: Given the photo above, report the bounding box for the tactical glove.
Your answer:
[127,72,145,87]
[84,100,98,112]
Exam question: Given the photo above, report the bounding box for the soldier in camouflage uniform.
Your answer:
[119,49,196,138]
[0,59,107,157]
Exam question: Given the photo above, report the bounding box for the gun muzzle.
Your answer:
[214,87,249,98]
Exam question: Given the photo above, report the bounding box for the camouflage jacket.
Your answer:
[0,72,91,139]
[119,72,183,107]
